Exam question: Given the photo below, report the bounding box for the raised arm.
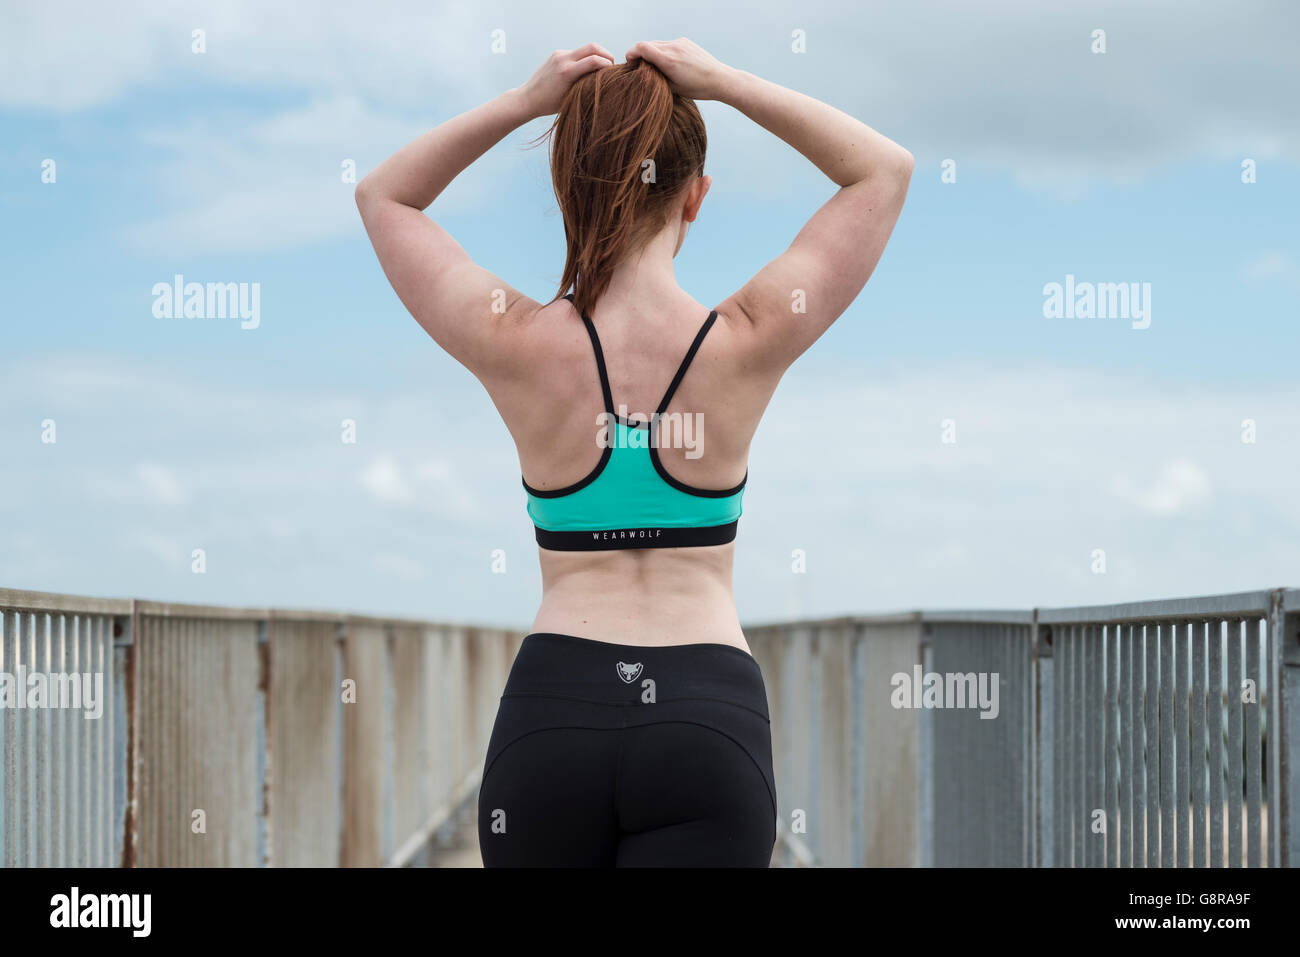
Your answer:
[628,40,913,373]
[354,43,613,380]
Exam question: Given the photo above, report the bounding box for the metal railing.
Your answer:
[747,588,1298,867]
[0,589,519,867]
[1037,592,1289,869]
[743,610,1036,866]
[3,586,1296,867]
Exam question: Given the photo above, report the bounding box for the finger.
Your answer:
[570,41,615,64]
[570,53,612,78]
[625,40,662,64]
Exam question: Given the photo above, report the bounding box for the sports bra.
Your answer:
[522,294,747,551]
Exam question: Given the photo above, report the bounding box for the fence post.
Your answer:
[1035,615,1053,867]
[1274,590,1299,867]
[112,609,134,868]
[917,629,933,867]
[120,600,138,867]
[256,617,271,867]
[850,624,866,867]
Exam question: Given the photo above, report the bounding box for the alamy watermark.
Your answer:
[0,668,105,719]
[890,665,1000,719]
[50,887,150,937]
[152,274,260,329]
[1042,274,1151,330]
[596,405,704,458]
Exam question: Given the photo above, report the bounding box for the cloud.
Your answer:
[120,96,426,254]
[124,529,187,568]
[360,457,414,505]
[116,92,537,255]
[3,0,1296,205]
[136,462,188,506]
[77,462,188,508]
[0,0,487,112]
[0,1,166,111]
[372,552,425,582]
[1111,460,1212,515]
[359,456,484,515]
[839,0,1299,188]
[1240,252,1299,288]
[737,356,1300,614]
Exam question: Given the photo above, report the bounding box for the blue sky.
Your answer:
[2,0,1298,626]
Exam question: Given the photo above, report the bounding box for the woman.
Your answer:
[356,38,911,867]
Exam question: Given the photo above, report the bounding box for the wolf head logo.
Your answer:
[616,661,643,684]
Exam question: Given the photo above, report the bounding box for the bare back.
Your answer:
[493,290,778,651]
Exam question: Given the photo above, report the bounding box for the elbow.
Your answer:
[355,175,390,218]
[859,147,913,193]
[354,177,374,214]
[893,147,914,183]
[883,148,913,202]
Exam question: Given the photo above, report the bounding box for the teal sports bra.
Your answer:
[523,294,747,551]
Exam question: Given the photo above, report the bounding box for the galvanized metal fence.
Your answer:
[747,588,1298,868]
[1037,591,1293,869]
[0,589,519,867]
[919,612,1036,867]
[3,586,1296,867]
[743,610,1035,866]
[745,614,925,866]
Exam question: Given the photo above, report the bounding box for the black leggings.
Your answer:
[477,632,777,867]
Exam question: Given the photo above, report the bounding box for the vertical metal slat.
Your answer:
[1175,620,1190,867]
[1227,619,1244,867]
[1245,617,1262,867]
[1191,619,1208,867]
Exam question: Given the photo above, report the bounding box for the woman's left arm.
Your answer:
[355,43,613,378]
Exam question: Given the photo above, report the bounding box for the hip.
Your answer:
[483,632,775,811]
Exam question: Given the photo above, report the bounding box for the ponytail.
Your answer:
[546,59,706,318]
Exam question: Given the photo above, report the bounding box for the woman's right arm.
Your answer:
[629,40,913,373]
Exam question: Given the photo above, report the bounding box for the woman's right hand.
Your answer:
[625,38,734,100]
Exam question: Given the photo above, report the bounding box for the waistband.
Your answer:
[534,520,738,551]
[504,632,768,719]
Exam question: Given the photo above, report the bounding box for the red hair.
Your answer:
[544,59,707,317]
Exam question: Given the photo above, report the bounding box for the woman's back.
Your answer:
[505,283,774,651]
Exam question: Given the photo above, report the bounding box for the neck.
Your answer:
[598,224,681,309]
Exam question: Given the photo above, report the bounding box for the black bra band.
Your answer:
[534,521,739,551]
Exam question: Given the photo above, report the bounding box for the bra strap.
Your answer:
[566,293,615,414]
[566,294,718,416]
[657,310,719,413]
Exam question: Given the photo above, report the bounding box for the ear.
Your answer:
[682,174,712,223]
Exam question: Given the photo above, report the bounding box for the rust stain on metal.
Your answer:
[259,622,273,866]
[120,601,138,868]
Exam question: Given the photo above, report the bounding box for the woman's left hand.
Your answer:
[515,43,615,119]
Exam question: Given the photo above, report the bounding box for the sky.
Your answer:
[1,0,1297,628]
